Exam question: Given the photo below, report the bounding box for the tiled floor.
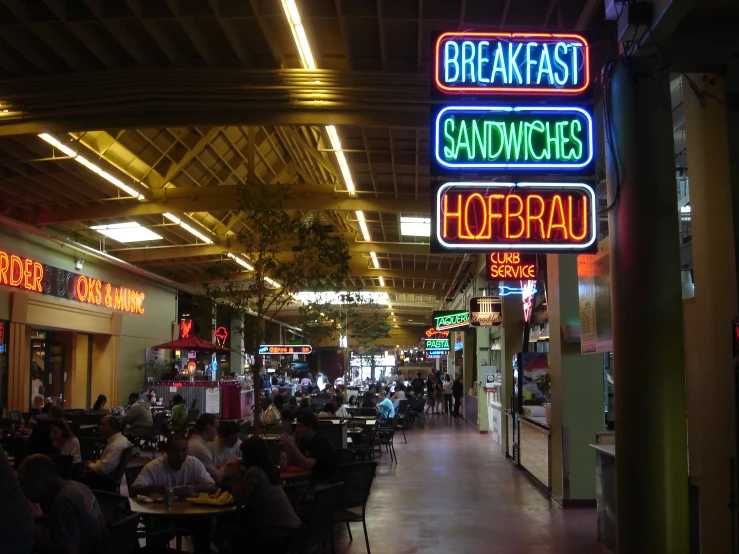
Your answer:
[333,415,610,554]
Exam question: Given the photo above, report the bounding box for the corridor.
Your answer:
[337,416,608,554]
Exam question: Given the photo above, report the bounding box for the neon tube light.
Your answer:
[434,106,593,170]
[434,32,589,95]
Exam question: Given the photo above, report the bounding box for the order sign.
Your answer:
[434,106,593,171]
[432,182,596,252]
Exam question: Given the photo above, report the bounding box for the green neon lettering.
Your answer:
[502,121,524,161]
[455,120,470,159]
[489,122,505,161]
[546,121,559,160]
[443,117,455,159]
[471,120,485,160]
[569,119,583,160]
[555,121,568,160]
[529,120,548,161]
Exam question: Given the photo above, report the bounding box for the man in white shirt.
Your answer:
[351,370,363,387]
[130,434,216,497]
[82,416,131,487]
[331,395,350,418]
[208,421,242,466]
[187,413,221,483]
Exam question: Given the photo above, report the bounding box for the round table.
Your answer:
[129,497,237,516]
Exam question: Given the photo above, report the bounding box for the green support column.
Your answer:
[500,294,523,455]
[606,58,689,553]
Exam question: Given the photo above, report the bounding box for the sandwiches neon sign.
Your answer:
[434,106,593,170]
[432,310,471,331]
[435,32,589,95]
[433,182,596,252]
[0,249,145,314]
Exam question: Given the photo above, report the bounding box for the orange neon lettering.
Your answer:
[76,276,88,302]
[92,280,102,305]
[0,252,8,285]
[22,259,33,290]
[505,195,525,239]
[487,194,504,237]
[137,293,146,314]
[548,194,568,239]
[114,288,122,310]
[568,195,588,240]
[463,193,489,239]
[104,283,112,307]
[526,194,545,239]
[9,255,22,286]
[32,262,43,292]
[443,194,463,239]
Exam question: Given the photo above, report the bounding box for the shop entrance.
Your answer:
[28,329,92,410]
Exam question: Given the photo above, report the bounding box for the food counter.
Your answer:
[153,381,245,419]
[591,443,616,552]
[519,416,551,488]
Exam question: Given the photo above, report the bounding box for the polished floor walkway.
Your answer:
[335,415,609,554]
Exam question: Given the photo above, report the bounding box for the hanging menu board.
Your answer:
[577,242,613,354]
[205,387,221,414]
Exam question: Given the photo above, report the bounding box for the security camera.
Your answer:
[74,258,84,271]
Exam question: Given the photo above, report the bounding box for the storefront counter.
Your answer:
[486,391,504,447]
[591,444,616,552]
[153,381,244,418]
[519,416,551,488]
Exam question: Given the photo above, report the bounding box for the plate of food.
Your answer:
[186,491,234,506]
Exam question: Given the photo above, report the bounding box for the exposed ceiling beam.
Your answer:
[34,186,430,225]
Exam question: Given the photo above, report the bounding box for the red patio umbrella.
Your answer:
[151,335,230,353]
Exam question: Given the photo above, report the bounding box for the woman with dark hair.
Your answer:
[90,394,111,414]
[49,419,82,463]
[225,437,301,529]
[347,395,358,407]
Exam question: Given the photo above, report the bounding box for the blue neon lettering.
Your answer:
[462,41,475,82]
[537,43,554,85]
[477,41,490,83]
[491,42,508,84]
[553,42,569,86]
[525,42,538,85]
[445,41,459,82]
[571,43,579,86]
[508,43,523,85]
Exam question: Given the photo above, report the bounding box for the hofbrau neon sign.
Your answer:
[435,32,589,94]
[435,182,596,251]
[435,106,592,170]
[0,249,145,314]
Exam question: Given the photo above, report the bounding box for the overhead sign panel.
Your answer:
[434,106,593,170]
[259,345,312,355]
[432,182,596,252]
[470,296,503,327]
[435,32,589,95]
[432,310,471,331]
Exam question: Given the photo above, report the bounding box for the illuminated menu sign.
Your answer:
[470,296,503,327]
[258,345,312,355]
[433,182,596,252]
[425,338,451,350]
[432,310,471,331]
[434,106,592,170]
[488,252,537,280]
[0,249,145,314]
[425,350,446,360]
[435,32,589,95]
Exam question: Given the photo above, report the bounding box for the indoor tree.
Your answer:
[200,182,350,432]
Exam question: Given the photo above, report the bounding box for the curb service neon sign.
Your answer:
[435,32,589,95]
[435,106,593,170]
[434,182,596,252]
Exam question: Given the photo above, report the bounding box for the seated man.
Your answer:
[130,433,216,498]
[208,421,242,467]
[331,395,349,418]
[82,415,131,487]
[17,454,107,554]
[279,414,337,481]
[169,394,188,433]
[186,414,221,483]
[122,392,153,437]
[377,391,395,420]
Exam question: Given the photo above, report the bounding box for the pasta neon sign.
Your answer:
[435,32,589,94]
[434,182,596,252]
[0,249,145,314]
[425,338,451,350]
[434,106,593,170]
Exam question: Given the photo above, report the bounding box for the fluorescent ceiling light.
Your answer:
[226,252,254,271]
[39,133,145,200]
[387,303,393,309]
[326,125,355,195]
[378,276,385,287]
[294,291,389,305]
[681,205,691,213]
[280,0,316,70]
[163,213,214,244]
[356,211,371,242]
[400,217,431,237]
[369,251,380,269]
[264,276,282,289]
[90,222,162,243]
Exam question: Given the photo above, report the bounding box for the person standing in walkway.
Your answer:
[425,373,438,415]
[443,374,453,415]
[452,375,464,417]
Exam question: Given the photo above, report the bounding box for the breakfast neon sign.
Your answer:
[435,32,589,95]
[0,249,145,314]
[434,106,593,170]
[433,182,596,252]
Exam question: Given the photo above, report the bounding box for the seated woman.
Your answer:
[49,419,82,463]
[89,394,111,414]
[344,395,358,408]
[225,437,302,530]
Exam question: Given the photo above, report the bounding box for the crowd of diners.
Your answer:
[0,368,463,553]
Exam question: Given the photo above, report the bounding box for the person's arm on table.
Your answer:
[193,460,218,493]
[278,433,315,471]
[224,460,255,507]
[129,465,168,497]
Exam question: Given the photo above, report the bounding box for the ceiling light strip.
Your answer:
[39,133,145,200]
[163,213,214,245]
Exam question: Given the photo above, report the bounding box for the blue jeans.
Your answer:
[0,532,34,554]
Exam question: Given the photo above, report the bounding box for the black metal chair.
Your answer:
[92,490,131,526]
[185,408,200,424]
[105,513,141,554]
[395,401,410,443]
[303,482,344,554]
[377,414,400,463]
[331,462,378,554]
[88,445,134,493]
[407,397,426,429]
[124,464,145,491]
[349,421,379,461]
